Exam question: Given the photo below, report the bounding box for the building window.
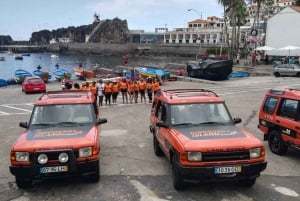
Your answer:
[166,40,169,43]
[186,40,189,43]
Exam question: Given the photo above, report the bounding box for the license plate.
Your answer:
[40,166,68,173]
[34,88,40,90]
[214,166,241,174]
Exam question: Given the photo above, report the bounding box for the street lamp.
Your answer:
[187,9,202,20]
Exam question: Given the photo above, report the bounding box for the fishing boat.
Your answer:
[186,59,233,81]
[22,53,31,56]
[33,69,52,82]
[15,69,32,83]
[73,66,94,80]
[136,66,170,82]
[52,68,71,81]
[14,54,23,60]
[0,56,5,61]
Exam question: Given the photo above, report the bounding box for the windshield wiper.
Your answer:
[55,121,80,126]
[31,123,54,126]
[173,123,193,126]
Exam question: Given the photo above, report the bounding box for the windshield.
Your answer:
[30,104,95,126]
[170,103,232,126]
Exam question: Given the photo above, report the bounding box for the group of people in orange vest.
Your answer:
[65,77,161,107]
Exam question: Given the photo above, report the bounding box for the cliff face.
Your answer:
[0,35,13,45]
[29,18,130,45]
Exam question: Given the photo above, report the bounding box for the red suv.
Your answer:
[258,88,300,155]
[150,89,267,190]
[10,90,107,188]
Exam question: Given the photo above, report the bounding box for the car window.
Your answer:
[28,78,42,83]
[277,99,299,120]
[263,97,278,114]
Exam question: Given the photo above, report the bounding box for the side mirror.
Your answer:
[156,121,168,128]
[19,122,28,129]
[233,118,242,124]
[97,118,107,125]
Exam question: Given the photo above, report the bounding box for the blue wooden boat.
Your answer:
[228,71,249,79]
[33,69,52,82]
[0,79,8,87]
[52,68,71,81]
[15,69,32,83]
[136,66,170,82]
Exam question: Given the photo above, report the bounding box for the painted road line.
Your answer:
[1,105,32,112]
[0,111,9,115]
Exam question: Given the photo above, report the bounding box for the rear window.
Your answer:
[28,78,43,83]
[263,97,278,114]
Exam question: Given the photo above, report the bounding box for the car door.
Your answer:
[275,98,300,141]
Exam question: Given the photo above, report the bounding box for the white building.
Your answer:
[266,6,300,56]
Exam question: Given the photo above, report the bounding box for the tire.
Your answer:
[15,176,32,189]
[238,178,256,187]
[297,72,300,77]
[153,136,164,157]
[172,156,185,190]
[84,161,100,182]
[274,72,280,77]
[268,130,288,155]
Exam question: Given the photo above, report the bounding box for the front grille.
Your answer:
[202,151,249,162]
[31,149,76,164]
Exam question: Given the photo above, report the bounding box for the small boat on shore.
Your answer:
[136,66,170,82]
[73,66,94,80]
[186,59,233,81]
[52,68,71,81]
[33,69,52,82]
[0,79,8,87]
[15,69,32,83]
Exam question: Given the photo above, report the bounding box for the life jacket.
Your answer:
[153,82,160,92]
[89,85,97,95]
[120,81,128,90]
[112,83,119,93]
[134,83,139,92]
[139,81,146,90]
[146,83,153,90]
[104,84,112,93]
[128,83,134,92]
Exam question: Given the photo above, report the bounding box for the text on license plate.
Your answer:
[34,88,40,90]
[214,166,241,174]
[40,166,68,173]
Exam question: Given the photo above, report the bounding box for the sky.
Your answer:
[0,0,223,41]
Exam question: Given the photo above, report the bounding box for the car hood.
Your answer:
[12,125,98,151]
[171,124,263,151]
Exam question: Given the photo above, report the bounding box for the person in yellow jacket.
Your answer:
[119,78,128,104]
[138,78,146,103]
[111,80,120,104]
[104,81,112,105]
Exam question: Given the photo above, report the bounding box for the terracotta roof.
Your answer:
[291,5,300,12]
[188,19,207,23]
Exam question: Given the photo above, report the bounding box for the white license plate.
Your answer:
[34,88,40,90]
[40,166,68,173]
[214,166,241,174]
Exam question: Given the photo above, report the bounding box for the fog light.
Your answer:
[58,153,69,163]
[37,154,48,164]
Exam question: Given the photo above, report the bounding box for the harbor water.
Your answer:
[0,52,190,80]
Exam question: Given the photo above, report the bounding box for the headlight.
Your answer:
[58,153,69,163]
[37,154,48,164]
[187,152,202,161]
[79,147,92,158]
[15,152,29,162]
[250,148,261,159]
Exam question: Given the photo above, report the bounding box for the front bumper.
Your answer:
[176,161,267,182]
[10,159,99,180]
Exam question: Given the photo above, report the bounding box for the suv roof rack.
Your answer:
[270,88,300,95]
[39,90,92,100]
[164,89,219,99]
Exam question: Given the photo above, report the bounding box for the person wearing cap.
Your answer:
[73,82,80,90]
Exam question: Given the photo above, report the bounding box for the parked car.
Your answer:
[9,90,107,188]
[22,76,46,94]
[258,88,300,155]
[273,63,300,77]
[149,89,267,190]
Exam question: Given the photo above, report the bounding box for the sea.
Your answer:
[0,52,190,81]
